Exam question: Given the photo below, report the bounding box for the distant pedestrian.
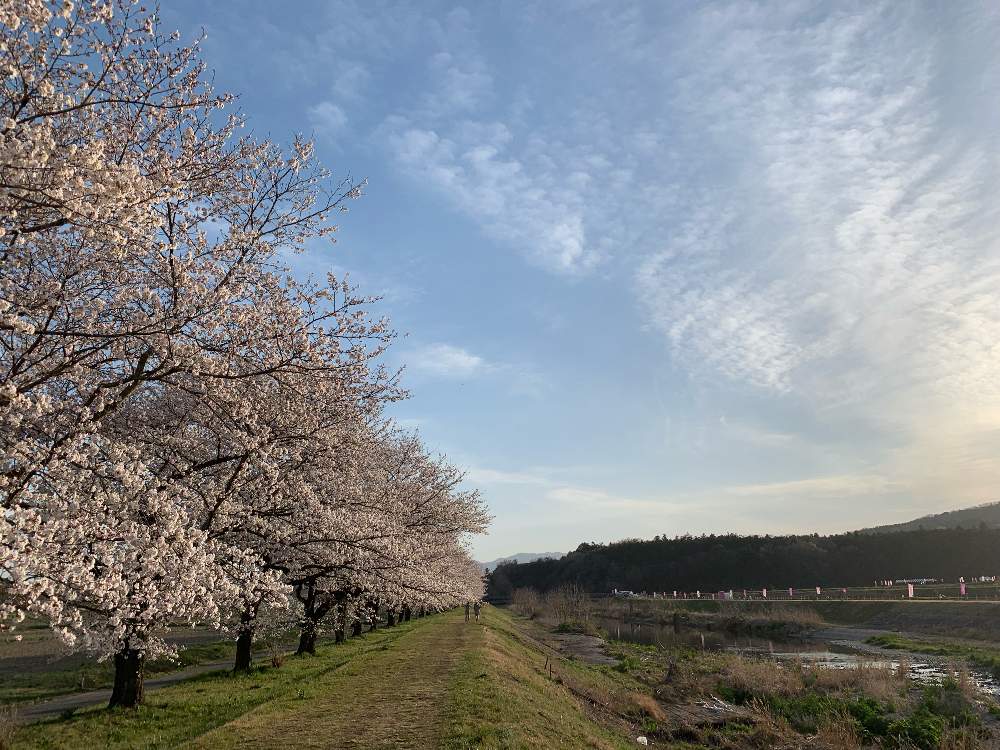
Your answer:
[474,601,481,622]
[465,601,471,622]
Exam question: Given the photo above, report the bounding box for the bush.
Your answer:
[889,710,945,749]
[511,588,543,619]
[553,620,600,636]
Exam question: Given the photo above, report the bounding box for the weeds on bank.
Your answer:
[720,664,984,749]
[604,632,993,749]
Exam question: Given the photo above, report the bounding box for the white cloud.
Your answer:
[407,343,489,379]
[465,467,553,486]
[307,101,347,139]
[724,474,897,499]
[331,62,370,101]
[382,120,601,273]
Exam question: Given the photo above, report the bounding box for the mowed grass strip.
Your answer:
[1,640,237,705]
[187,610,475,750]
[441,608,635,750]
[10,623,417,750]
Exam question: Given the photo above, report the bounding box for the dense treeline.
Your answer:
[487,529,1000,597]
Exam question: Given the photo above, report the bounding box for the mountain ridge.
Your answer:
[478,551,564,572]
[860,501,1000,534]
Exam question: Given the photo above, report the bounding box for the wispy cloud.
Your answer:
[406,343,489,379]
[307,101,347,139]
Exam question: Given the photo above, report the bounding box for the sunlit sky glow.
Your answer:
[164,1,1000,560]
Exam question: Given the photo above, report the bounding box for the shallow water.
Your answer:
[596,615,1000,696]
[759,648,1000,696]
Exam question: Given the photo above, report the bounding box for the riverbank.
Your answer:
[7,608,639,749]
[595,597,1000,643]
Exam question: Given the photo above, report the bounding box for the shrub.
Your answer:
[511,588,543,619]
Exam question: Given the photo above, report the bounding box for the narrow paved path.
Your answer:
[187,610,478,750]
[15,658,240,723]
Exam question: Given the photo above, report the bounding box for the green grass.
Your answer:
[12,609,638,750]
[719,667,982,749]
[0,641,236,705]
[441,609,636,749]
[11,628,412,749]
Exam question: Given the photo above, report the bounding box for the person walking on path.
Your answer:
[465,601,471,622]
[473,601,481,622]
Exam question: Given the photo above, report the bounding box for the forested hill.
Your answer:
[486,529,1000,596]
[859,502,1000,534]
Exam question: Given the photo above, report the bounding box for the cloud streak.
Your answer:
[406,343,489,379]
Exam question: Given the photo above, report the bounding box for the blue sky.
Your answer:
[163,2,1000,560]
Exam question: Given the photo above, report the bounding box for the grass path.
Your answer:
[13,608,637,749]
[187,611,476,750]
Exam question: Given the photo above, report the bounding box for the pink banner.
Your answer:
[907,583,914,598]
[960,582,967,596]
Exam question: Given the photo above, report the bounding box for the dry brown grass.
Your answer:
[722,655,803,697]
[766,604,825,627]
[813,713,863,749]
[804,659,905,703]
[627,691,667,722]
[939,727,987,750]
[745,697,795,745]
[0,704,18,750]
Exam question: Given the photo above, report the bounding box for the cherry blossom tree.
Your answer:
[1,0,489,708]
[0,1,368,706]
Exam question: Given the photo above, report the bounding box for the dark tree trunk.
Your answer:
[234,627,254,671]
[352,618,363,637]
[109,647,144,709]
[233,608,255,672]
[296,582,319,655]
[334,598,346,644]
[368,599,379,631]
[297,623,318,655]
[386,609,396,627]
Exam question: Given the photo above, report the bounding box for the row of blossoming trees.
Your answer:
[0,0,489,708]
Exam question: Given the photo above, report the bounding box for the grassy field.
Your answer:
[10,605,1000,749]
[8,608,641,750]
[0,641,236,706]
